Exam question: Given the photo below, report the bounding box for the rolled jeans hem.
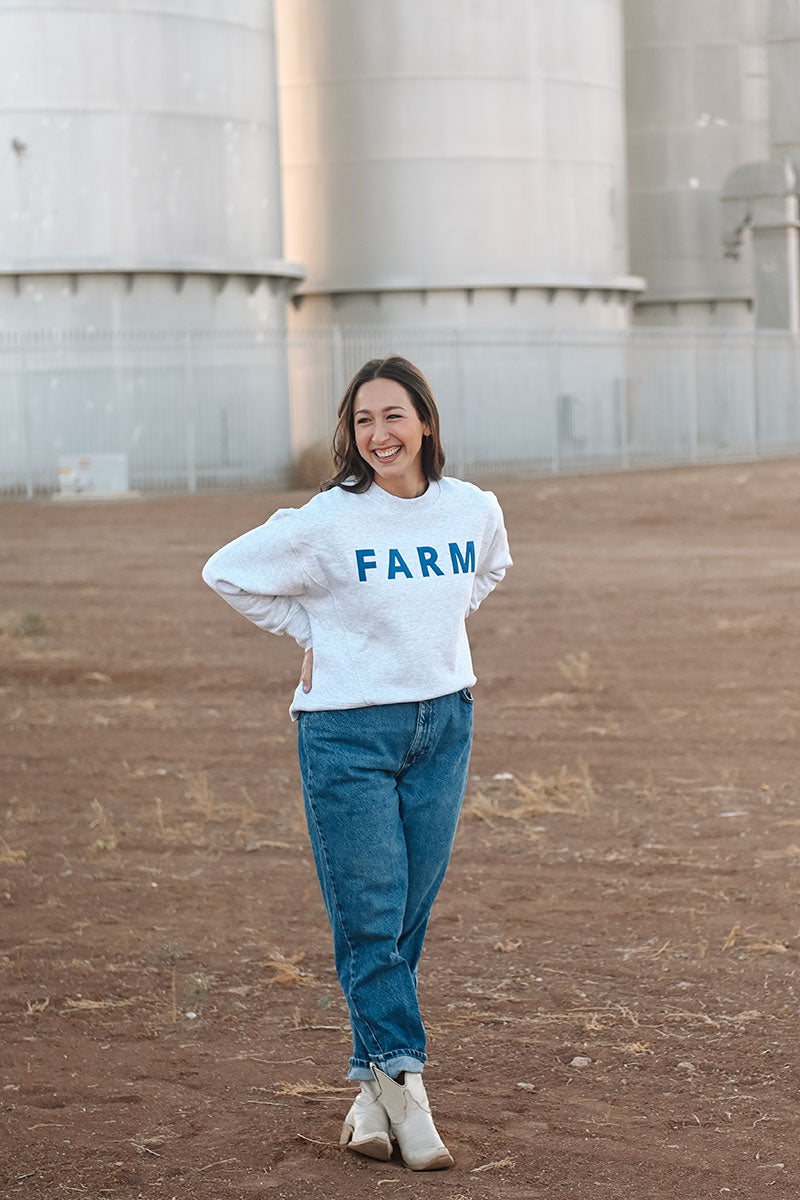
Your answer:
[348,1052,426,1082]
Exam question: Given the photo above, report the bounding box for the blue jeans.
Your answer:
[297,689,474,1081]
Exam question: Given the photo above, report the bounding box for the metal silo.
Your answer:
[769,0,800,167]
[276,0,638,331]
[623,0,770,326]
[0,0,303,492]
[275,0,640,473]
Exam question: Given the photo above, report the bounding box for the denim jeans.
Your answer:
[297,689,474,1081]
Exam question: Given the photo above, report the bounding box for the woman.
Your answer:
[202,355,511,1171]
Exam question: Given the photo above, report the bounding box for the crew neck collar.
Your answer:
[365,479,441,510]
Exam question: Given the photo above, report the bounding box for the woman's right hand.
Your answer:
[300,647,313,694]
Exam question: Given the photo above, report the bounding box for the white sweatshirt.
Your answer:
[202,477,512,719]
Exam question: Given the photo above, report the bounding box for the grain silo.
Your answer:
[276,0,638,331]
[623,0,770,326]
[275,0,640,473]
[768,0,800,167]
[0,0,303,492]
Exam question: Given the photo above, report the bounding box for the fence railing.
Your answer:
[1,326,799,496]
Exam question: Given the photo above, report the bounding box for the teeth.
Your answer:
[375,447,400,459]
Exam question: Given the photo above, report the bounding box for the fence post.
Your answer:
[331,324,345,403]
[751,332,760,458]
[550,335,561,475]
[453,328,467,477]
[183,333,197,493]
[689,332,699,463]
[618,367,630,470]
[14,341,35,499]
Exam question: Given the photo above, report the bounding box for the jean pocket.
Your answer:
[458,687,474,704]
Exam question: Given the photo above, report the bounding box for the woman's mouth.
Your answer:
[373,446,402,462]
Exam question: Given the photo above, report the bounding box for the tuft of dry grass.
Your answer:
[533,691,580,709]
[0,836,26,865]
[274,1080,352,1098]
[557,650,593,690]
[261,949,316,987]
[289,441,334,490]
[494,939,522,953]
[61,996,143,1013]
[472,1156,516,1174]
[88,799,118,853]
[184,771,214,820]
[464,764,596,828]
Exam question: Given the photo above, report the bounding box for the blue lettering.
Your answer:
[355,548,377,582]
[449,540,475,574]
[417,546,444,578]
[388,548,413,580]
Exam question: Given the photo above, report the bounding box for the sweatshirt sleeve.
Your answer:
[202,509,313,649]
[469,492,513,614]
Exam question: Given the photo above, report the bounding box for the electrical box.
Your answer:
[58,454,129,496]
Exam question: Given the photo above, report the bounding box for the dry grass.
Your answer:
[464,763,596,828]
[261,949,316,987]
[472,1156,516,1173]
[88,799,118,853]
[289,441,334,490]
[557,650,593,690]
[533,691,580,709]
[147,773,298,853]
[0,836,26,865]
[274,1080,352,1098]
[184,771,215,821]
[61,996,144,1013]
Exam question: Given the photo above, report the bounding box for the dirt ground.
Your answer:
[1,459,798,1200]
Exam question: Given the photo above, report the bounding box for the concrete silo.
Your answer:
[623,0,770,326]
[0,0,303,491]
[276,0,639,331]
[769,0,800,167]
[275,0,641,474]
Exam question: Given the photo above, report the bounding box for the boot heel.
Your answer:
[340,1087,393,1161]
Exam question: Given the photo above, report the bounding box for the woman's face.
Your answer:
[353,378,429,497]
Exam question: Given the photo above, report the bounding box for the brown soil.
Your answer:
[1,460,798,1199]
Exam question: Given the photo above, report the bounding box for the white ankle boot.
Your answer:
[369,1064,454,1171]
[339,1078,393,1161]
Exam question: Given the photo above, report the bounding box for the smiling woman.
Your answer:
[352,379,429,497]
[202,354,512,1171]
[325,357,445,498]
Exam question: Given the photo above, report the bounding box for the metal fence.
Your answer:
[2,326,799,497]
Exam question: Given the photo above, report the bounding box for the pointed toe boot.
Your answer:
[339,1079,393,1161]
[369,1064,454,1171]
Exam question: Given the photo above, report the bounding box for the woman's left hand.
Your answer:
[300,647,313,693]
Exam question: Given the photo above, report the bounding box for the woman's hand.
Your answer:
[300,647,313,694]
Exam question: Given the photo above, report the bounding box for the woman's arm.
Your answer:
[468,493,513,614]
[202,509,312,649]
[207,582,312,649]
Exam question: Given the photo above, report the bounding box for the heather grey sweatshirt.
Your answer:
[202,477,512,719]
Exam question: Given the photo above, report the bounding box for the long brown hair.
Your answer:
[322,355,446,493]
